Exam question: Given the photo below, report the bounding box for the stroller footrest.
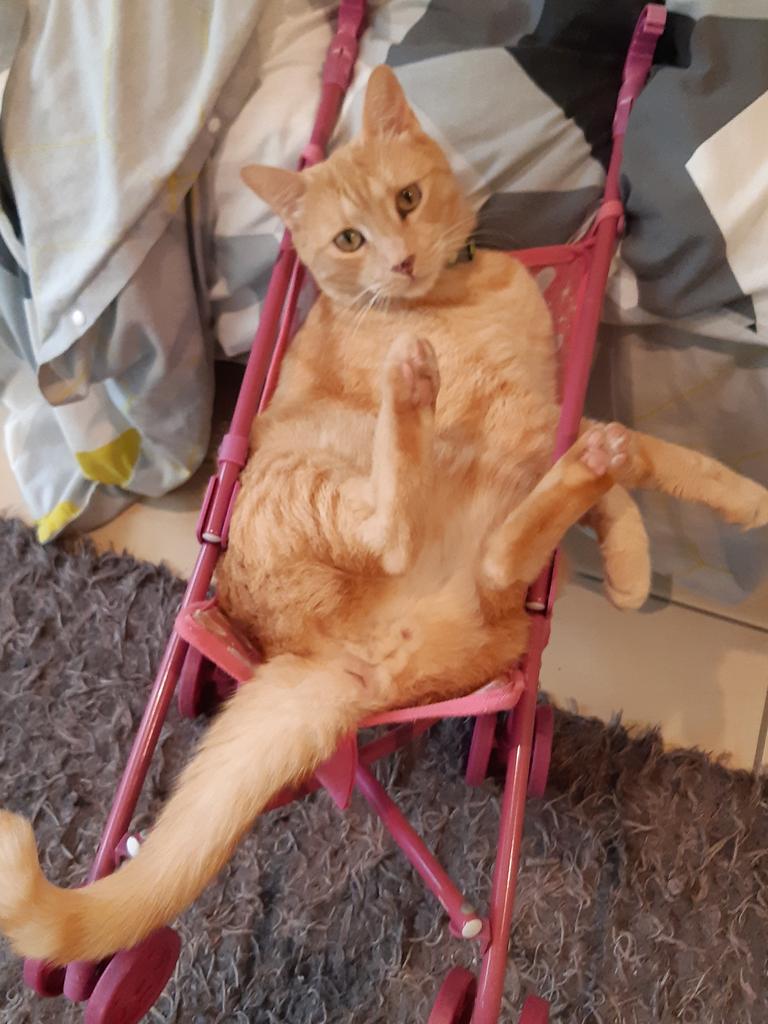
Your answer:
[362,670,524,728]
[175,600,261,684]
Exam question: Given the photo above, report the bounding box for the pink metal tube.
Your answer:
[470,617,549,1023]
[471,13,667,1014]
[226,249,298,441]
[555,217,621,449]
[537,4,664,469]
[63,541,220,999]
[524,92,636,619]
[356,764,486,941]
[88,542,219,883]
[263,722,433,814]
[358,721,434,763]
[259,259,307,412]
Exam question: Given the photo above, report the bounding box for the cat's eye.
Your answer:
[396,183,422,217]
[334,228,365,252]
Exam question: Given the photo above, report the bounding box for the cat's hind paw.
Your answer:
[733,479,768,531]
[579,423,629,478]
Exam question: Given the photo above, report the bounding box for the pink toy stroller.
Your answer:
[21,4,667,1021]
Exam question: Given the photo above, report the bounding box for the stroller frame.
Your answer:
[21,3,666,1021]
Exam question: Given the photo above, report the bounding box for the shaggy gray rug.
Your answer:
[0,517,766,1024]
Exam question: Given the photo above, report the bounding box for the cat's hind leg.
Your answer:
[586,487,651,610]
[602,426,768,530]
[480,421,768,597]
[347,333,439,574]
[577,421,768,609]
[479,423,629,592]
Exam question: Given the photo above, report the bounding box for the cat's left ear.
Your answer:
[362,66,421,139]
[241,165,306,225]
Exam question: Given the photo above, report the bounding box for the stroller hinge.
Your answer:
[196,436,248,549]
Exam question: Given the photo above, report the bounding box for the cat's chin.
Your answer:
[324,269,443,307]
[389,270,443,302]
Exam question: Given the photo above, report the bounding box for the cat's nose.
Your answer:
[391,254,415,277]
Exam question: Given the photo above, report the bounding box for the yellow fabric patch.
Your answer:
[75,428,141,486]
[36,500,80,543]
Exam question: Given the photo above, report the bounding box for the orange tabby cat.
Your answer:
[1,66,766,967]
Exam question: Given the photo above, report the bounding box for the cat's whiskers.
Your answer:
[430,219,475,249]
[347,284,385,343]
[344,283,378,311]
[342,283,382,338]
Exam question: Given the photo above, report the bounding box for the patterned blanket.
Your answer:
[1,0,766,601]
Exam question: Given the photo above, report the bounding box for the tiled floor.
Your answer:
[543,579,768,772]
[2,397,766,771]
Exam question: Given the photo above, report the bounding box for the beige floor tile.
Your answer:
[543,579,768,771]
[565,529,768,631]
[87,471,209,579]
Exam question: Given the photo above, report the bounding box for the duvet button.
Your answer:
[71,308,85,328]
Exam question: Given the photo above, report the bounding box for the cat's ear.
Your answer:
[363,66,420,139]
[241,165,306,225]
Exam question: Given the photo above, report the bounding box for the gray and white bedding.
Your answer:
[0,0,766,602]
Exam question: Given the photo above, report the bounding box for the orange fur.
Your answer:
[1,66,766,967]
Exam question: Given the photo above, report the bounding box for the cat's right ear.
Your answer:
[363,66,420,139]
[241,165,306,226]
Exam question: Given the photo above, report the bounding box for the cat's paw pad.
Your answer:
[386,335,440,410]
[579,423,629,477]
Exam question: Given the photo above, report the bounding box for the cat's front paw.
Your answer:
[385,334,440,411]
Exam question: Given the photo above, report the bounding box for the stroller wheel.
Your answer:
[527,705,554,799]
[427,967,476,1024]
[83,927,180,1024]
[519,993,550,1022]
[23,958,66,997]
[465,714,497,786]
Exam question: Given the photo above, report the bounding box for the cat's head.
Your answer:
[241,66,475,305]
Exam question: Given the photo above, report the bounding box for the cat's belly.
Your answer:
[217,455,531,663]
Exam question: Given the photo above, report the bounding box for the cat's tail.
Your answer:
[0,654,371,966]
